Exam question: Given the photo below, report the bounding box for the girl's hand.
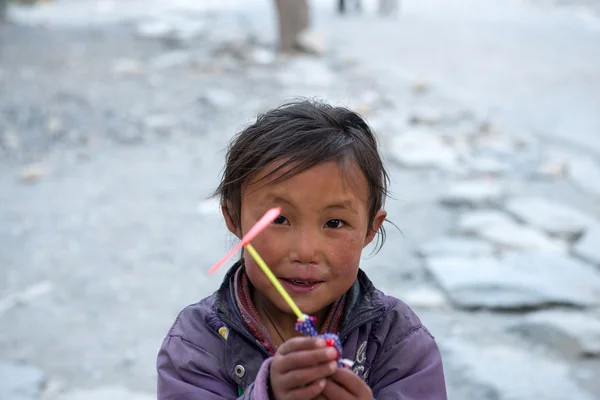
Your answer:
[269,337,339,400]
[320,368,373,400]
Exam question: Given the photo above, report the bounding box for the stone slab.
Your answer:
[425,253,600,310]
[478,217,568,253]
[440,181,506,207]
[457,210,510,235]
[510,310,600,357]
[391,131,459,170]
[417,236,495,257]
[442,339,596,400]
[505,196,591,239]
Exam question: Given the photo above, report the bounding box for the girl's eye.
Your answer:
[273,216,288,225]
[325,219,345,229]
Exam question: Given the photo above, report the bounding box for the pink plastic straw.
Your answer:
[208,207,281,274]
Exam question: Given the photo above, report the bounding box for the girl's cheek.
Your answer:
[253,231,287,261]
[328,233,363,263]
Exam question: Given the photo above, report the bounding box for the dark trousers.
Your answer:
[338,0,361,13]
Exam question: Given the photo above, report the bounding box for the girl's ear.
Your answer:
[221,203,242,239]
[363,209,387,248]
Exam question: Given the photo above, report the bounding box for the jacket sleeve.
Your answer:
[157,335,273,400]
[369,326,447,400]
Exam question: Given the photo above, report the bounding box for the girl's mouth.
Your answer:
[280,278,323,294]
[291,279,314,285]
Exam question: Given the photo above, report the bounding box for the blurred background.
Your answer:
[1,0,600,399]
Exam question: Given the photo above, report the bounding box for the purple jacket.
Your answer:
[157,266,447,399]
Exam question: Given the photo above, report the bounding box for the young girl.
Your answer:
[157,100,447,399]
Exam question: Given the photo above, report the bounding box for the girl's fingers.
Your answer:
[283,378,326,400]
[277,347,338,373]
[328,368,373,398]
[322,374,354,399]
[278,361,338,390]
[278,337,325,355]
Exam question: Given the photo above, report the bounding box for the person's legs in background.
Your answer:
[274,0,324,55]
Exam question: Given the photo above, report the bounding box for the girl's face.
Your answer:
[223,160,386,319]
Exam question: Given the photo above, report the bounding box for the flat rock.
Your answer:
[569,157,600,197]
[408,106,471,126]
[56,386,154,400]
[442,339,596,400]
[19,164,48,183]
[198,88,237,110]
[391,131,459,170]
[417,236,495,257]
[510,310,600,357]
[144,114,178,131]
[136,15,206,42]
[403,287,448,309]
[464,156,511,176]
[478,217,568,252]
[475,134,524,155]
[457,210,510,235]
[573,224,600,267]
[276,58,336,87]
[0,281,53,315]
[111,58,144,76]
[535,160,567,180]
[149,51,192,70]
[171,19,207,41]
[248,48,276,65]
[425,253,600,310]
[408,106,447,125]
[439,180,505,207]
[505,196,591,239]
[135,20,172,39]
[0,361,46,400]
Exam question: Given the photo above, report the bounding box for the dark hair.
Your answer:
[214,99,390,250]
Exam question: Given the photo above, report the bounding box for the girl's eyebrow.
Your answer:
[325,200,359,214]
[264,195,296,209]
[265,195,358,214]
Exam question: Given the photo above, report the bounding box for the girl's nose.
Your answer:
[289,228,320,265]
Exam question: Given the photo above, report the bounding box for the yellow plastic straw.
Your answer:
[245,243,305,321]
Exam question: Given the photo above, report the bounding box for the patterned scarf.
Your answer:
[233,265,346,356]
